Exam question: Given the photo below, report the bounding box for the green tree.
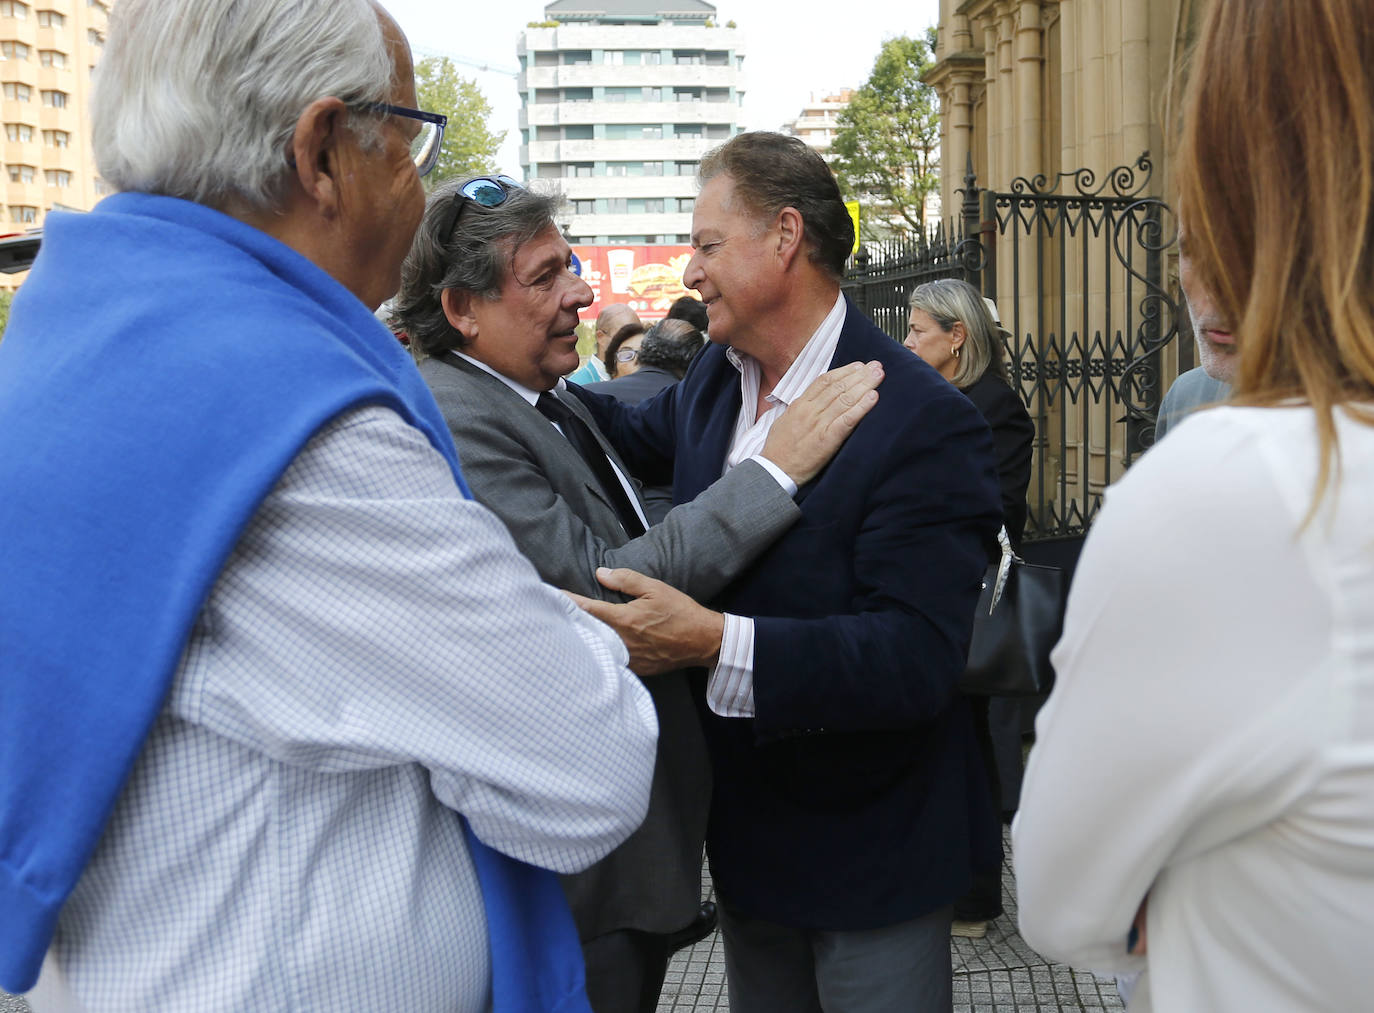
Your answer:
[413,57,506,185]
[0,288,13,344]
[831,30,941,239]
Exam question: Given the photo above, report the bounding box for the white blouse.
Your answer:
[1013,405,1374,1012]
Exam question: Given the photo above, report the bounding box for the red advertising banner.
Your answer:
[570,245,702,322]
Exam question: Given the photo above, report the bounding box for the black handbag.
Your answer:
[960,527,1067,697]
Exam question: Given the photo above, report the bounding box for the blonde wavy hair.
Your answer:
[1173,0,1374,515]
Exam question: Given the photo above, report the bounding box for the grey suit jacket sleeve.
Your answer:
[422,359,800,603]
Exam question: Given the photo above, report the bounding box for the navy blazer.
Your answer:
[571,298,1003,929]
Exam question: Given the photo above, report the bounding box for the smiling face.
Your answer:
[456,224,594,391]
[682,173,781,349]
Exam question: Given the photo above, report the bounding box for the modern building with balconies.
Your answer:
[1,0,109,282]
[783,88,852,164]
[517,0,744,244]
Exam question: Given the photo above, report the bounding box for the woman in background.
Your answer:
[905,278,1034,937]
[603,322,645,380]
[1014,1,1374,1009]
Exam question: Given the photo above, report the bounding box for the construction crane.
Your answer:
[412,44,520,78]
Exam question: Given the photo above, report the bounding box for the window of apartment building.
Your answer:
[44,168,69,187]
[674,88,702,103]
[37,8,64,27]
[561,51,591,66]
[628,198,665,214]
[3,82,32,102]
[672,50,703,65]
[1,41,30,60]
[605,162,636,177]
[87,28,103,46]
[533,51,557,67]
[674,233,691,242]
[565,163,592,178]
[0,1,30,19]
[706,124,731,139]
[561,87,592,103]
[535,125,559,141]
[38,49,65,68]
[7,164,34,183]
[572,199,595,215]
[678,197,695,212]
[86,0,108,10]
[705,51,729,66]
[10,205,38,223]
[706,88,731,103]
[604,123,661,140]
[5,122,32,142]
[609,235,651,243]
[42,127,67,147]
[673,124,703,139]
[605,198,627,213]
[602,50,623,65]
[534,88,559,104]
[563,124,593,140]
[604,87,641,103]
[41,89,67,108]
[673,161,696,176]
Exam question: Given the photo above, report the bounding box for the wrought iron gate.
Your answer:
[844,153,1181,544]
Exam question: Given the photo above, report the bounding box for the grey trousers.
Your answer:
[718,901,954,1013]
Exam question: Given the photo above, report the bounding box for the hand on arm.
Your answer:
[566,566,725,675]
[761,360,883,485]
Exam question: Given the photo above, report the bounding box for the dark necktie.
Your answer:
[536,392,646,538]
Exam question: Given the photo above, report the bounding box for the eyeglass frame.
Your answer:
[441,175,525,243]
[351,101,448,178]
[614,346,640,363]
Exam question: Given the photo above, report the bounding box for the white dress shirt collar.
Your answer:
[455,350,568,406]
[724,291,846,409]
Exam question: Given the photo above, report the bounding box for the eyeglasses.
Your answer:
[442,175,524,241]
[615,347,640,363]
[353,102,448,177]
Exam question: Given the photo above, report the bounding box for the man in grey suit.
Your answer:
[391,175,882,1013]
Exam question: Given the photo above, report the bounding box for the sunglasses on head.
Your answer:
[443,175,524,242]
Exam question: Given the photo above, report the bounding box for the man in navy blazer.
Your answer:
[569,132,1004,1012]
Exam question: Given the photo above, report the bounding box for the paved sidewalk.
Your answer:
[658,826,1125,1012]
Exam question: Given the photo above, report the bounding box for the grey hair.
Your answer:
[908,278,1008,388]
[91,0,394,213]
[391,177,564,357]
[638,318,704,378]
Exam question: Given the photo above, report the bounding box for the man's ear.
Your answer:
[774,206,806,269]
[441,288,480,341]
[288,97,349,219]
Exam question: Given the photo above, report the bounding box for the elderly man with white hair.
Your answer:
[0,1,658,1010]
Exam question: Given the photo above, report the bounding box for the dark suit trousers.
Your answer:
[582,928,672,1013]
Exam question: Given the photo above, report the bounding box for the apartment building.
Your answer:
[783,88,853,164]
[1,0,109,252]
[517,0,744,244]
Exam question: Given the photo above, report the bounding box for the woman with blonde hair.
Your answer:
[1014,1,1374,1009]
[906,278,1034,937]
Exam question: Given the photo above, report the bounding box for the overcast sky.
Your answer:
[381,0,942,177]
